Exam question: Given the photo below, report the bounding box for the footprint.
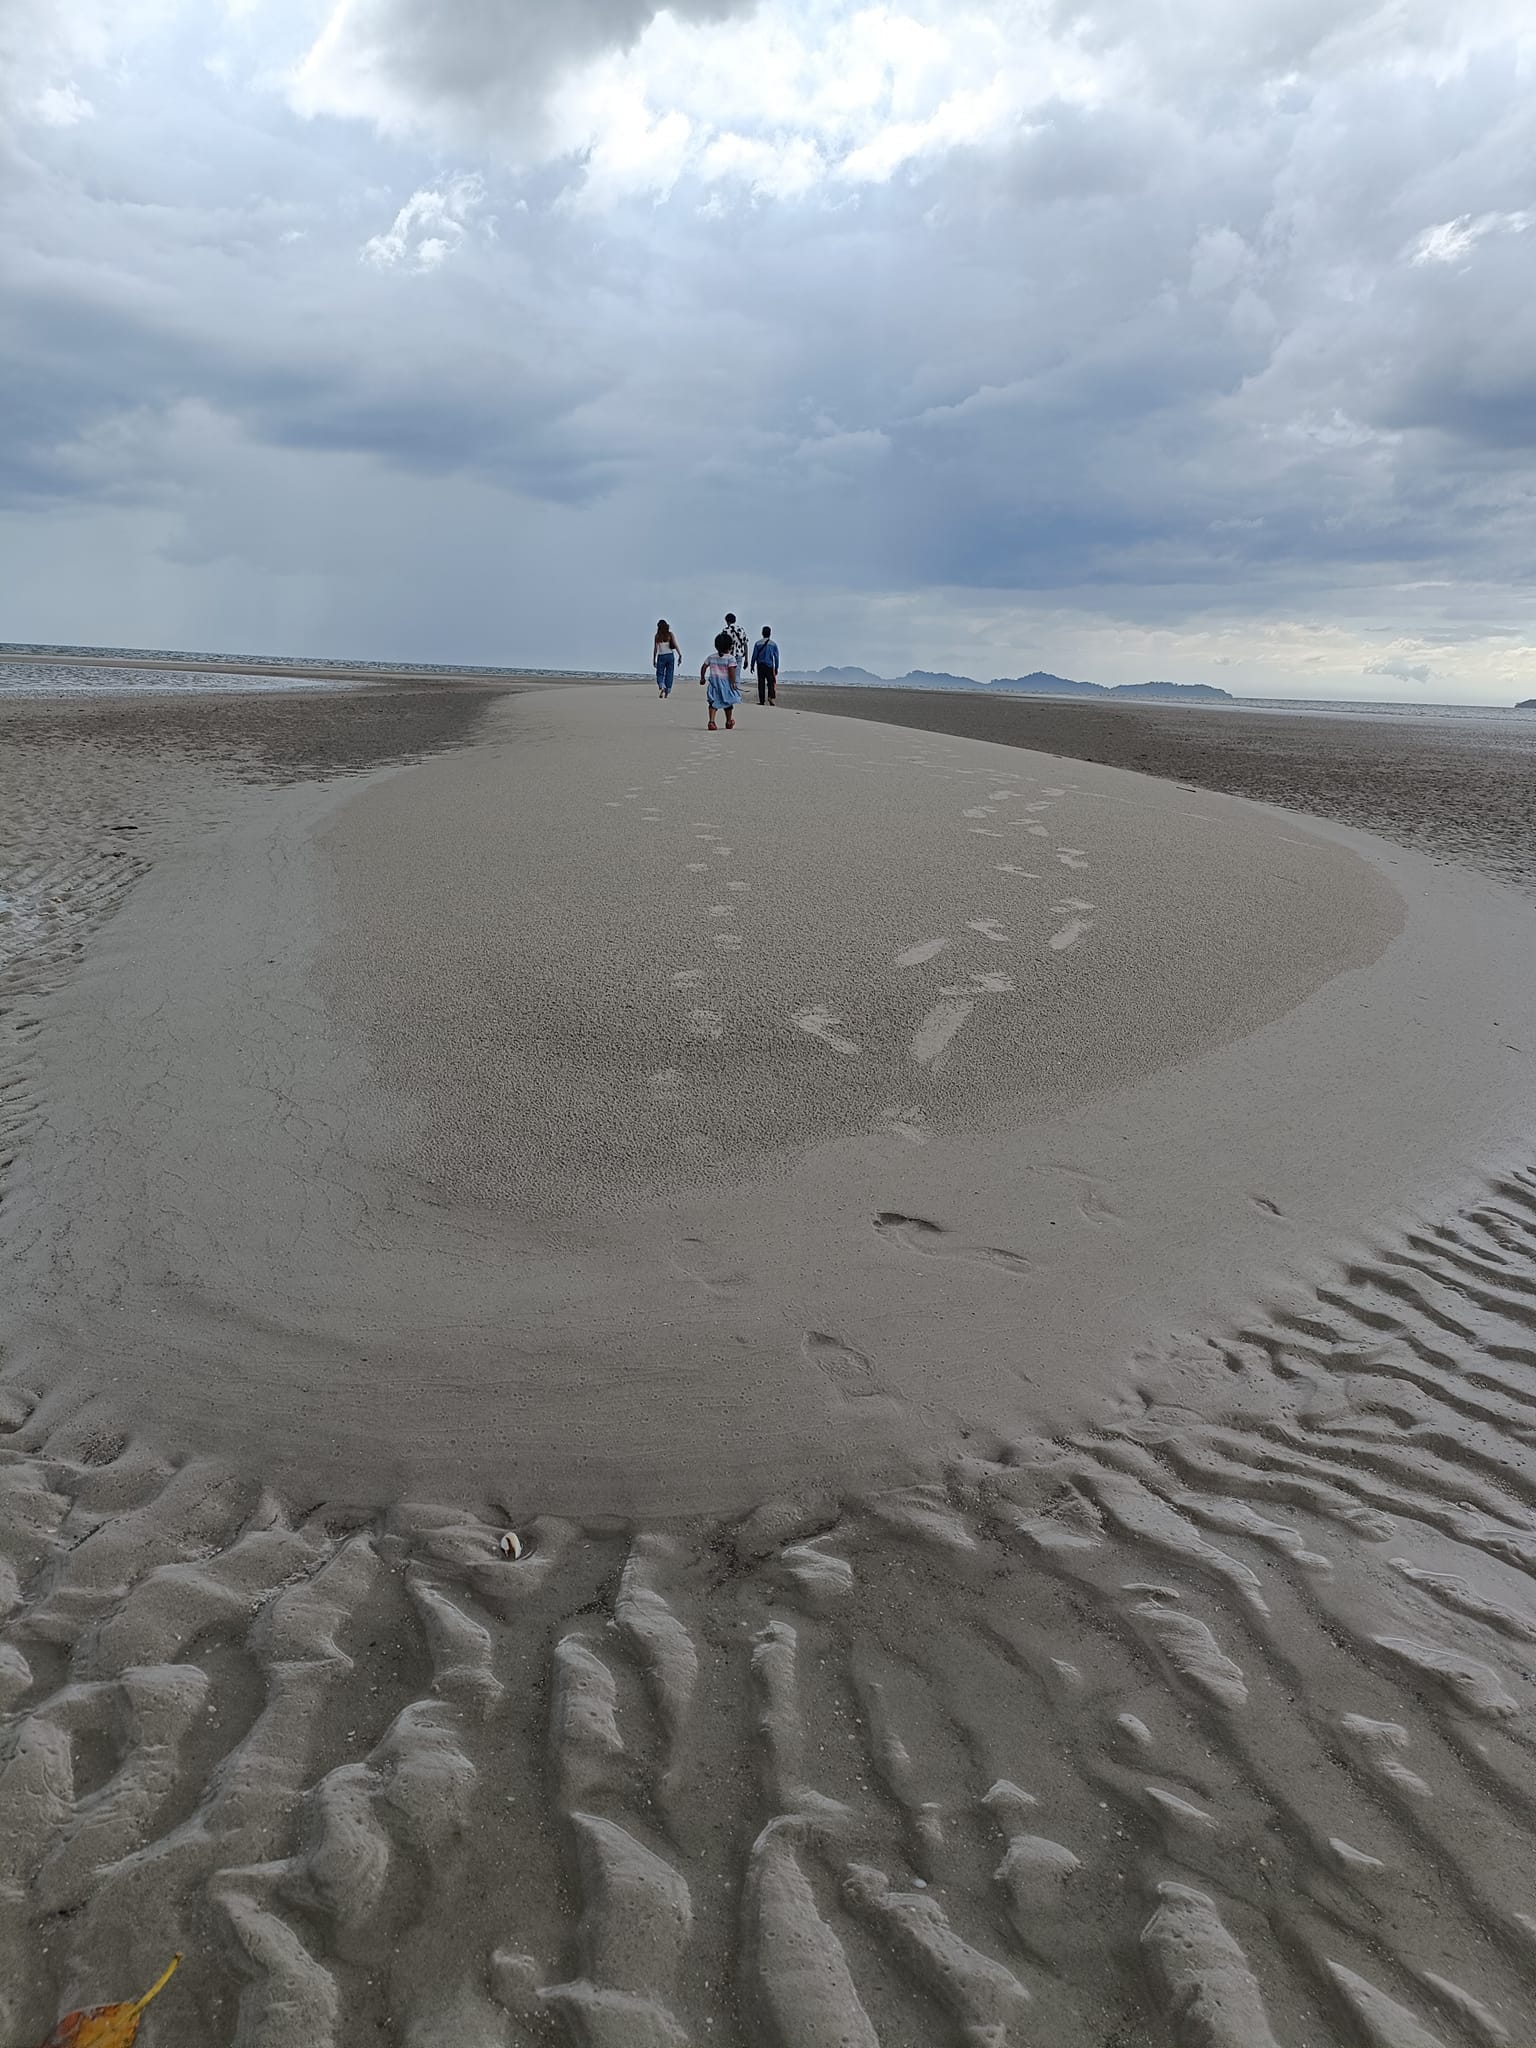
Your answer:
[882,1105,931,1145]
[1024,824,1051,837]
[912,998,973,1068]
[794,1006,861,1057]
[673,1240,752,1297]
[966,918,1011,944]
[996,865,1041,879]
[672,969,706,988]
[895,937,949,968]
[1046,1166,1124,1226]
[1049,918,1092,952]
[687,862,710,873]
[962,806,994,819]
[1056,850,1090,871]
[803,1330,885,1401]
[708,905,734,919]
[874,1212,1031,1275]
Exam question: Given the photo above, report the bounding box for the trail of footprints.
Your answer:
[8,1168,1536,2040]
[886,769,1098,1069]
[625,750,1099,1082]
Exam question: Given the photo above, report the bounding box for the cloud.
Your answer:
[290,0,760,142]
[0,0,176,127]
[31,84,96,128]
[4,0,1536,702]
[362,172,488,270]
[1365,654,1434,684]
[1408,208,1535,265]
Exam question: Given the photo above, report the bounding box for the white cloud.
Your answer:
[1365,654,1433,683]
[1409,208,1535,265]
[0,0,181,120]
[361,172,489,270]
[291,3,1113,203]
[31,83,97,127]
[290,0,761,141]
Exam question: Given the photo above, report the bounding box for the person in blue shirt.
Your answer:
[751,626,780,706]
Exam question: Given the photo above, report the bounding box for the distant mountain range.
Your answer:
[780,665,1234,703]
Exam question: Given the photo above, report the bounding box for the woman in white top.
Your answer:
[653,620,680,699]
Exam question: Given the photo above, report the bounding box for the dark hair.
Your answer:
[761,626,771,635]
[656,618,670,635]
[714,630,732,654]
[724,613,736,624]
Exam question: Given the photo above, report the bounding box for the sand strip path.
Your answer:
[5,683,1534,1515]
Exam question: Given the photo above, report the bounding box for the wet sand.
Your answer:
[4,677,1536,2045]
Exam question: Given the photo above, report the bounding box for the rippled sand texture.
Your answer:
[4,1161,1536,2044]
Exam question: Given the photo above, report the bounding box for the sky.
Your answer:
[1,1,1533,700]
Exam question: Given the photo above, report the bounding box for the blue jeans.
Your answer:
[656,650,677,694]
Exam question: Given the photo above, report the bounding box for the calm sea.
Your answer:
[0,643,1528,732]
[0,645,595,699]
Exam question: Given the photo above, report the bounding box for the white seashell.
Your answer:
[499,1531,523,1560]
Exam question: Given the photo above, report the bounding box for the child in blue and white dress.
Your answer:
[699,630,741,731]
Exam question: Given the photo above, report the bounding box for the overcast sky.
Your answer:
[2,1,1532,698]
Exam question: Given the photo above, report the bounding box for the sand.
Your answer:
[783,684,1536,898]
[4,677,1536,2045]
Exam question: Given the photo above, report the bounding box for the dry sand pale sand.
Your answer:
[3,682,1536,2044]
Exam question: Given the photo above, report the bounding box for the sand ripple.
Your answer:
[2,1169,1535,2042]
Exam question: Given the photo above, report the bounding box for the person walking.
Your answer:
[653,619,680,699]
[724,612,750,678]
[700,630,741,731]
[751,625,780,706]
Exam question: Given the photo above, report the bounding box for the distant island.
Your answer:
[782,664,1234,703]
[1518,699,1536,710]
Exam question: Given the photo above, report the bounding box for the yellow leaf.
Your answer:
[37,1955,181,2048]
